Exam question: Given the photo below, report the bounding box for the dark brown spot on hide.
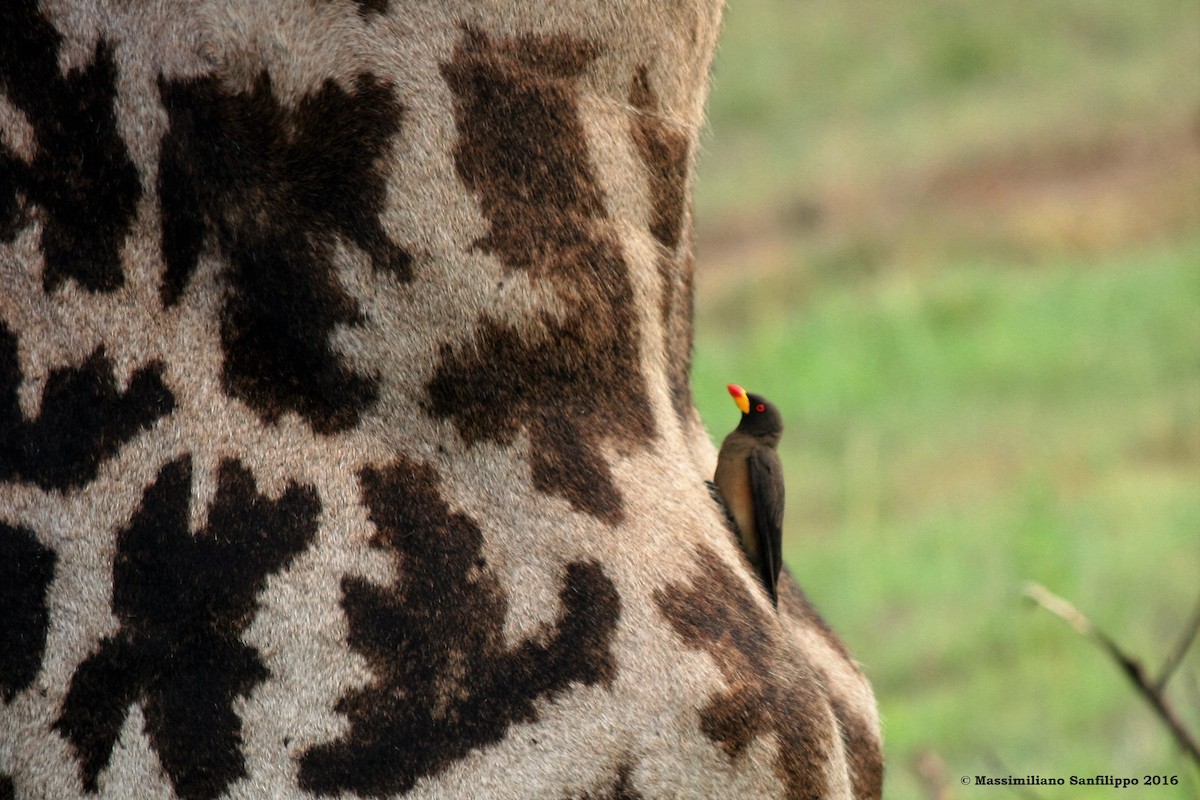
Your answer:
[427,305,647,523]
[777,578,883,799]
[654,545,839,800]
[1,149,21,243]
[329,0,389,18]
[567,762,645,800]
[432,29,655,523]
[777,573,883,796]
[0,0,142,292]
[441,27,604,278]
[831,695,884,800]
[629,67,695,427]
[629,68,689,255]
[157,71,409,433]
[609,764,643,800]
[777,573,856,668]
[298,457,621,797]
[665,248,696,428]
[0,323,175,491]
[0,523,56,703]
[54,457,319,800]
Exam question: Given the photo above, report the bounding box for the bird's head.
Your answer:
[727,384,783,445]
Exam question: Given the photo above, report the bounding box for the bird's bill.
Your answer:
[727,384,750,414]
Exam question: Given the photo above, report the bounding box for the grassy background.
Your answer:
[689,1,1200,797]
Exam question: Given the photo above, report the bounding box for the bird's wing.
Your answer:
[748,446,785,606]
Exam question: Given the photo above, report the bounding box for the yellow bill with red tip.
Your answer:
[727,384,750,414]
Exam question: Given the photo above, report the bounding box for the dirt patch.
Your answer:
[927,120,1200,252]
[697,120,1200,273]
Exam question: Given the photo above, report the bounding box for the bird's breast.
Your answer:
[714,446,760,564]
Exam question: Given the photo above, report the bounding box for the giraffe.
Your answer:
[0,1,883,798]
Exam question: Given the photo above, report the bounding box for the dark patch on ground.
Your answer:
[654,544,838,800]
[0,323,175,491]
[0,523,57,703]
[157,70,409,433]
[299,457,620,797]
[431,28,655,523]
[0,0,142,292]
[699,125,1200,284]
[630,67,695,428]
[54,456,318,800]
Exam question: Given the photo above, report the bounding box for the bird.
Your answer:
[713,384,785,606]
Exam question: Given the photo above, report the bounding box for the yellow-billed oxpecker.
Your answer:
[714,384,785,606]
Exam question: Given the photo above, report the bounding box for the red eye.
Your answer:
[755,403,765,413]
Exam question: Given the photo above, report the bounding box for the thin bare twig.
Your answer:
[1023,583,1200,767]
[1158,591,1200,692]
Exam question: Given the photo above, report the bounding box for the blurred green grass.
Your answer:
[691,0,1200,797]
[696,0,1200,221]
